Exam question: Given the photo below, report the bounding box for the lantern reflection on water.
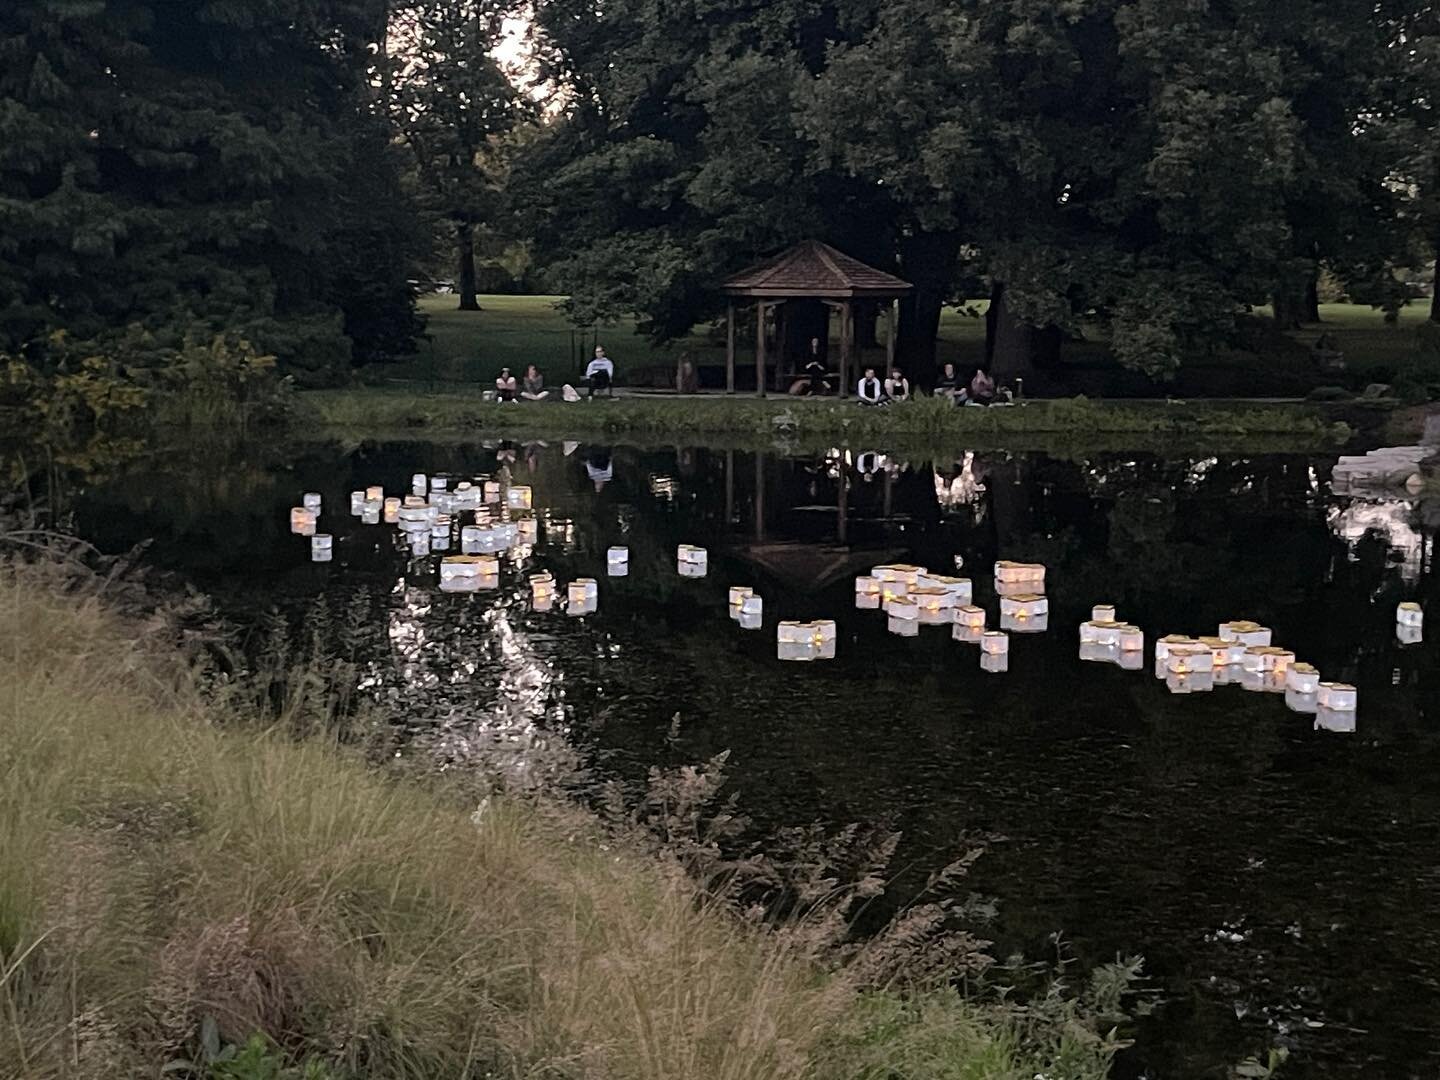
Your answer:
[952,623,984,644]
[888,615,920,637]
[1166,671,1215,695]
[1315,707,1357,733]
[885,596,919,620]
[1285,688,1319,714]
[738,609,763,631]
[1398,623,1424,646]
[412,472,427,494]
[1001,611,1049,633]
[912,587,954,624]
[361,505,380,526]
[980,652,1009,674]
[310,534,332,562]
[1154,635,1197,662]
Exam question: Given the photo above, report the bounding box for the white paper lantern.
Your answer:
[1284,688,1318,714]
[885,597,919,620]
[1117,626,1145,652]
[290,507,317,536]
[953,623,984,644]
[361,506,380,525]
[1091,604,1116,622]
[1155,635,1196,661]
[1286,663,1320,694]
[955,605,986,630]
[980,652,1009,674]
[350,490,366,514]
[912,587,955,615]
[507,485,533,510]
[1398,623,1424,646]
[1167,645,1213,675]
[302,492,322,513]
[854,575,880,597]
[999,594,1048,621]
[1317,682,1357,711]
[737,610,763,631]
[917,573,972,604]
[412,473,427,494]
[608,546,630,573]
[728,586,753,614]
[1078,641,1117,664]
[740,595,763,620]
[855,593,881,610]
[873,564,923,587]
[430,475,448,493]
[994,560,1045,587]
[363,485,382,503]
[980,630,1009,655]
[483,480,502,504]
[1397,601,1424,628]
[568,578,599,607]
[888,615,920,638]
[310,534,332,562]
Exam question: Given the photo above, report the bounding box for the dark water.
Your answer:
[44,436,1440,1078]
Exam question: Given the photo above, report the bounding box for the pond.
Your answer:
[43,434,1440,1079]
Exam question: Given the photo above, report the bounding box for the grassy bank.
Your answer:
[301,388,1355,452]
[0,561,1125,1079]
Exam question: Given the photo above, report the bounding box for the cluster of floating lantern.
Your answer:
[1077,605,1145,669]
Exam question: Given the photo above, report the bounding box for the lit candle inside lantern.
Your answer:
[350,490,365,515]
[1262,648,1295,673]
[953,623,984,644]
[1286,662,1319,694]
[1397,601,1424,628]
[1092,604,1117,622]
[1167,645,1213,675]
[568,578,598,606]
[855,575,880,596]
[290,508,317,536]
[310,534,332,562]
[365,486,383,502]
[729,587,753,617]
[1117,625,1144,652]
[382,497,400,523]
[994,560,1046,587]
[873,564,923,588]
[302,492,322,513]
[1166,671,1215,695]
[1317,682,1357,711]
[507,485,533,510]
[913,587,954,613]
[980,630,1009,655]
[999,594,1049,621]
[1115,649,1144,671]
[955,605,986,630]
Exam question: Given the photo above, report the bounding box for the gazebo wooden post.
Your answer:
[839,301,852,400]
[773,301,788,393]
[754,301,767,398]
[725,301,736,395]
[885,298,898,375]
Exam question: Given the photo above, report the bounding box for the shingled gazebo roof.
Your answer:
[723,240,912,299]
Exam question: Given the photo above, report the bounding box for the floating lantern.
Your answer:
[980,630,1009,656]
[1286,663,1320,694]
[994,560,1046,587]
[452,485,480,510]
[403,495,426,508]
[361,505,380,526]
[873,564,923,587]
[310,534,332,562]
[364,485,383,503]
[412,473,427,494]
[507,485,532,510]
[777,621,809,643]
[530,572,555,606]
[1167,645,1213,675]
[999,594,1048,621]
[605,546,629,576]
[854,575,880,597]
[1166,671,1215,695]
[432,492,456,514]
[917,573,972,604]
[955,606,986,630]
[728,586,754,615]
[980,652,1009,674]
[441,555,496,581]
[1219,621,1272,647]
[409,533,431,556]
[888,615,920,638]
[1116,649,1144,671]
[1398,623,1424,646]
[568,578,598,606]
[1317,682,1357,711]
[885,596,919,620]
[855,593,881,611]
[1092,604,1117,623]
[740,595,762,619]
[912,587,955,622]
[483,480,502,504]
[1285,688,1318,714]
[350,490,365,515]
[302,492,322,513]
[382,497,401,524]
[1155,634,1197,662]
[1397,601,1424,628]
[290,507,317,536]
[1002,611,1049,633]
[1315,707,1356,734]
[1117,625,1145,652]
[460,525,484,552]
[516,518,538,545]
[1198,636,1245,667]
[1213,663,1240,687]
[1078,641,1116,664]
[431,515,452,540]
[677,544,708,574]
[430,475,448,493]
[1260,647,1294,673]
[953,623,985,645]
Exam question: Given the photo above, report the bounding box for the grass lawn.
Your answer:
[374,296,1439,399]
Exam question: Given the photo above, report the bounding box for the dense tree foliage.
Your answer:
[0,0,423,386]
[520,0,1439,382]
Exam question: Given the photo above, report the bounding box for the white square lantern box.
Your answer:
[432,492,457,515]
[1078,641,1117,664]
[1117,625,1145,652]
[917,573,973,606]
[507,485,533,511]
[1092,604,1117,623]
[1285,688,1319,715]
[452,484,481,510]
[1002,611,1050,634]
[980,630,1009,656]
[441,555,498,582]
[483,480,502,504]
[302,492,322,513]
[889,615,920,638]
[886,596,919,621]
[1397,602,1424,629]
[740,595,763,620]
[365,485,384,503]
[855,593,881,611]
[729,586,754,617]
[516,518,539,545]
[994,561,1046,589]
[1317,682,1358,711]
[361,505,380,526]
[980,652,1009,674]
[310,534,333,562]
[1154,635,1197,662]
[1167,646,1213,676]
[412,472,427,495]
[855,575,880,599]
[955,605,986,630]
[738,609,763,631]
[1286,663,1320,694]
[677,544,708,575]
[290,508,317,536]
[608,547,630,576]
[530,573,556,609]
[1398,623,1424,646]
[430,475,449,493]
[912,587,954,624]
[999,594,1048,622]
[350,490,366,515]
[400,507,431,533]
[874,564,923,588]
[383,497,401,524]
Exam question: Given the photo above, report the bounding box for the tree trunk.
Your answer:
[1272,282,1306,330]
[1431,239,1440,323]
[1304,275,1320,323]
[457,221,480,311]
[896,229,960,387]
[988,282,1062,385]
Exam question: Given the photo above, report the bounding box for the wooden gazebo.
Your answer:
[721,241,913,398]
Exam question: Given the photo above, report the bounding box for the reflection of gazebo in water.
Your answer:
[722,241,912,397]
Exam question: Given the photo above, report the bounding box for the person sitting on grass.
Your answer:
[935,362,966,403]
[585,346,614,398]
[884,367,911,401]
[520,364,549,400]
[857,367,887,406]
[968,366,997,406]
[676,355,700,393]
[495,367,518,402]
[789,355,831,396]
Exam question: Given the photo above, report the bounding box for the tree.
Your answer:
[388,0,521,312]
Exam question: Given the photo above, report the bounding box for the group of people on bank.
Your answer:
[492,345,1008,405]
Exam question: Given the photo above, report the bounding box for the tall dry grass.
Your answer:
[0,558,1123,1079]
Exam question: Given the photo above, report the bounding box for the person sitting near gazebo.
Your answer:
[968,366,997,406]
[884,367,911,401]
[935,362,966,403]
[585,346,614,398]
[789,345,832,396]
[857,366,887,406]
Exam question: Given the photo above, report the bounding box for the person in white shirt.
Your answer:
[584,346,615,398]
[856,366,886,406]
[884,367,910,401]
